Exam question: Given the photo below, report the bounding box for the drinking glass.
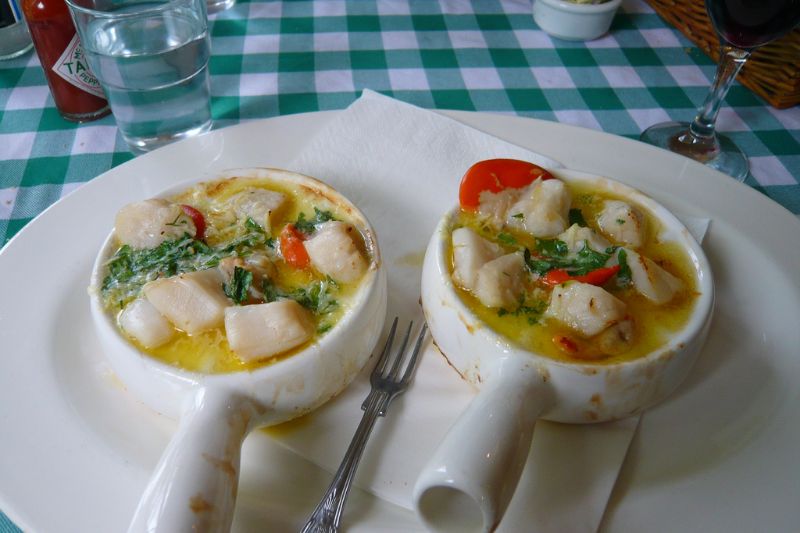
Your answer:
[640,0,800,181]
[66,0,213,154]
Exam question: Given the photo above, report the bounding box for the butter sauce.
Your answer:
[449,182,698,365]
[103,176,370,374]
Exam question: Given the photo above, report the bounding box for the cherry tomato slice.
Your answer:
[180,204,206,241]
[541,265,620,287]
[459,159,554,210]
[280,224,311,269]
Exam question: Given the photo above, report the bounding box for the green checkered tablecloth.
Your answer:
[0,0,798,530]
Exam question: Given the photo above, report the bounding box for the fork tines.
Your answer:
[363,317,428,416]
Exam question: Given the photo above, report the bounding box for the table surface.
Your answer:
[1,0,798,530]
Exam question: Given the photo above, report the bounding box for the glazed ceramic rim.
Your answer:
[536,0,622,15]
[429,167,714,372]
[88,167,383,385]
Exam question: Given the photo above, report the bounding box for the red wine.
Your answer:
[707,0,800,49]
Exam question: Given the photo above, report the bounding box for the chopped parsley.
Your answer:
[511,212,525,220]
[101,218,271,307]
[525,239,611,276]
[262,277,340,316]
[497,232,517,246]
[223,266,253,305]
[568,208,587,227]
[497,300,547,325]
[616,248,632,287]
[294,208,336,234]
[293,277,339,315]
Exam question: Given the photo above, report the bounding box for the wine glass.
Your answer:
[640,0,800,181]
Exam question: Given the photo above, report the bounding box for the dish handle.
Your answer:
[127,386,256,533]
[412,354,552,532]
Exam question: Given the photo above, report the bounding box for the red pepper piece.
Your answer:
[180,204,206,241]
[541,265,621,286]
[459,159,554,210]
[280,223,311,268]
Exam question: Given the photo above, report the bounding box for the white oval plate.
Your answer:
[0,110,798,532]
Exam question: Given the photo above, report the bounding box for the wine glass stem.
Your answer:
[688,45,750,140]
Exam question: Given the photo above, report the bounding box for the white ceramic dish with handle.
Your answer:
[89,167,388,533]
[413,168,714,532]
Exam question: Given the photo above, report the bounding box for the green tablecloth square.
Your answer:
[211,54,244,75]
[278,92,319,114]
[622,47,663,67]
[726,86,773,107]
[212,18,248,37]
[556,48,597,68]
[579,88,626,110]
[475,13,514,31]
[282,14,315,33]
[506,87,549,111]
[431,89,475,111]
[278,51,316,72]
[488,48,528,68]
[0,68,25,89]
[418,49,458,69]
[21,156,71,187]
[755,130,800,156]
[648,86,696,109]
[410,13,447,32]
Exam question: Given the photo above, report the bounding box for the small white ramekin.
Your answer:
[533,0,622,41]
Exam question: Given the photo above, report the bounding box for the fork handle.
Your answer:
[301,391,385,533]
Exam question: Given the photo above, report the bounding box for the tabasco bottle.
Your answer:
[22,0,108,122]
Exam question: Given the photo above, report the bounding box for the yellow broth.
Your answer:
[102,176,369,373]
[450,183,698,365]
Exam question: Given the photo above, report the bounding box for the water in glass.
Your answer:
[81,3,211,154]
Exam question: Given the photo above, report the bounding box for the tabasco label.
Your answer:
[51,34,105,99]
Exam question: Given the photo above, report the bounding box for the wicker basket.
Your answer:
[645,0,800,109]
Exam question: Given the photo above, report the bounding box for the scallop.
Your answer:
[118,298,174,349]
[143,269,230,335]
[546,281,627,337]
[473,252,526,309]
[304,221,367,284]
[451,227,503,291]
[624,248,683,304]
[597,200,645,247]
[229,188,287,234]
[224,299,315,361]
[557,224,612,255]
[115,199,196,249]
[505,178,571,238]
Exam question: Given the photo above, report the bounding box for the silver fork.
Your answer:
[300,317,428,533]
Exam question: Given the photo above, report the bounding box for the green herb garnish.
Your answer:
[616,248,632,287]
[497,232,517,246]
[294,208,336,234]
[101,218,270,307]
[525,240,610,276]
[568,208,587,227]
[223,266,253,305]
[293,277,339,314]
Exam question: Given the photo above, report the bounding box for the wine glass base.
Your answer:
[640,121,749,182]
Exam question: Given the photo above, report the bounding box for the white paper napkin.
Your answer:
[267,90,709,532]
